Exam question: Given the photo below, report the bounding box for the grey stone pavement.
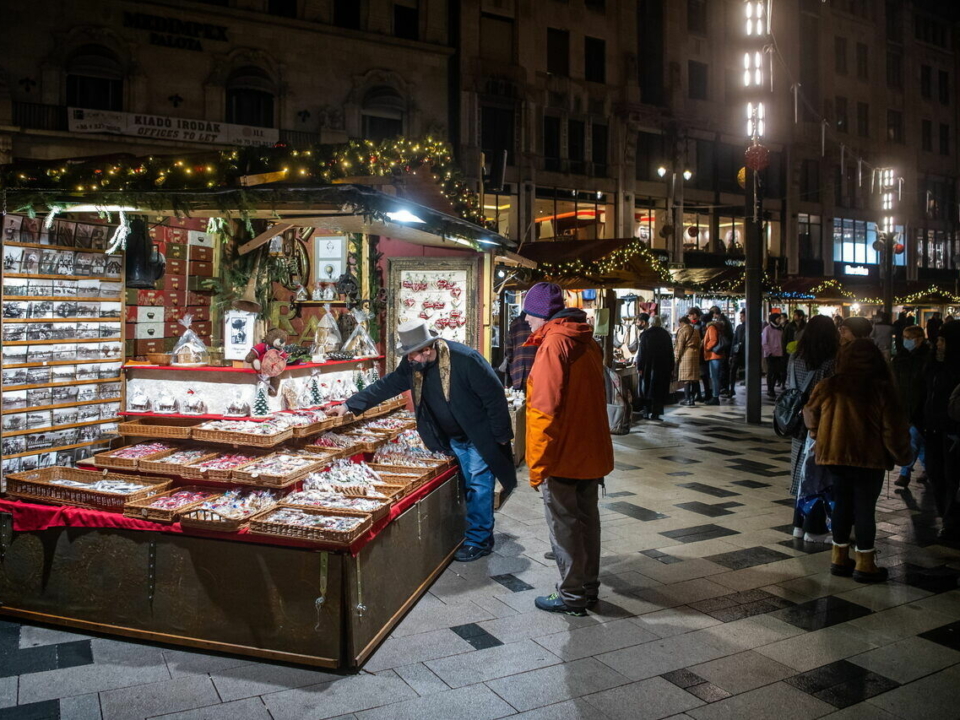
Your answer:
[3,395,960,720]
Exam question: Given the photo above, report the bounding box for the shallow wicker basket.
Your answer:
[123,486,221,523]
[231,455,325,488]
[145,352,172,366]
[4,468,172,512]
[93,443,177,472]
[179,506,274,533]
[140,449,220,478]
[281,497,389,524]
[118,419,195,440]
[247,507,372,546]
[191,426,293,448]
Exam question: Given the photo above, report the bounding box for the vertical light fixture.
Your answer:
[874,166,902,317]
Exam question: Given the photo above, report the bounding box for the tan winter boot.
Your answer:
[853,548,888,583]
[830,542,855,577]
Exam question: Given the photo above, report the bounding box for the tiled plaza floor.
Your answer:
[4,393,960,719]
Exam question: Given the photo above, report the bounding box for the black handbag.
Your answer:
[773,362,815,438]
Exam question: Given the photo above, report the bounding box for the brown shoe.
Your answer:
[830,542,855,577]
[853,548,888,583]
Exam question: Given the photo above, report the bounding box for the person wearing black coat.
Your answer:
[728,309,746,395]
[892,325,931,487]
[921,321,960,541]
[334,321,517,562]
[634,314,675,421]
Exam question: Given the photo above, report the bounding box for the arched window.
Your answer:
[361,86,404,141]
[226,66,275,128]
[66,45,123,111]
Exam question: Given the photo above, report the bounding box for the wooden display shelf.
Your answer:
[2,416,119,439]
[1,296,120,302]
[123,357,384,374]
[3,318,123,324]
[4,241,112,254]
[1,358,121,369]
[4,337,121,346]
[1,398,115,416]
[0,378,118,392]
[3,274,120,281]
[117,412,271,422]
[1,438,111,461]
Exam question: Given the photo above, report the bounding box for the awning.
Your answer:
[669,267,746,295]
[509,238,672,290]
[770,278,882,302]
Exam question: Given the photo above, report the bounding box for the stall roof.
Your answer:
[771,277,882,301]
[4,184,514,251]
[509,239,672,290]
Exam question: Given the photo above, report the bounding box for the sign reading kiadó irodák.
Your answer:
[68,109,279,147]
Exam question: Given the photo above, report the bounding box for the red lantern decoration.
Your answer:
[894,243,905,254]
[744,144,770,172]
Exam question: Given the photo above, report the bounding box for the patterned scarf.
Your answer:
[411,340,451,406]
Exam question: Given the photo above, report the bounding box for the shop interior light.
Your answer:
[386,209,425,224]
[64,204,141,212]
[657,166,668,178]
[683,170,693,181]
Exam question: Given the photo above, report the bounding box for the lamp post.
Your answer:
[741,0,772,424]
[873,167,903,319]
[659,165,693,263]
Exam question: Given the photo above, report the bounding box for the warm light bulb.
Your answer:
[657,166,667,178]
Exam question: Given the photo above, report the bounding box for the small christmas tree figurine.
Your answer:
[354,364,366,393]
[252,376,271,417]
[308,373,323,407]
[366,365,380,386]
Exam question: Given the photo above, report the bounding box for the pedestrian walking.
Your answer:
[330,319,516,562]
[892,325,931,488]
[927,312,943,346]
[702,313,729,405]
[635,312,675,420]
[840,316,873,345]
[762,313,786,398]
[728,309,746,395]
[872,312,895,362]
[522,282,614,616]
[784,309,807,354]
[503,311,537,390]
[803,339,912,582]
[675,316,702,406]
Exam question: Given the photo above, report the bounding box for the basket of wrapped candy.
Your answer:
[117,419,195,440]
[93,441,179,471]
[282,488,389,523]
[179,489,278,532]
[4,468,172,512]
[247,506,372,545]
[183,452,263,482]
[123,487,221,523]
[139,447,220,477]
[231,453,326,487]
[192,418,293,448]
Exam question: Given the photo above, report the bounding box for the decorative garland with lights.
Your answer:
[531,239,674,284]
[0,137,493,230]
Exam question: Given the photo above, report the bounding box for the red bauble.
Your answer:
[744,144,770,172]
[894,243,905,255]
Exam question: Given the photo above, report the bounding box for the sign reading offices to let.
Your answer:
[68,108,279,147]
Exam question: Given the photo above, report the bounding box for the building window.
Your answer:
[534,187,613,240]
[65,45,123,111]
[547,28,569,76]
[798,213,822,260]
[585,0,605,10]
[688,61,708,100]
[856,43,868,80]
[267,0,297,17]
[922,119,933,152]
[568,119,585,174]
[225,66,274,128]
[584,37,605,83]
[939,70,950,104]
[835,96,848,133]
[885,0,901,42]
[481,105,515,166]
[480,13,514,63]
[361,86,405,141]
[687,0,707,35]
[835,36,847,75]
[921,65,932,99]
[636,131,661,182]
[800,159,820,203]
[394,2,419,40]
[833,218,880,265]
[543,115,561,171]
[887,109,903,143]
[916,13,948,48]
[940,123,950,155]
[886,51,902,89]
[591,123,608,177]
[333,0,361,28]
[856,101,869,137]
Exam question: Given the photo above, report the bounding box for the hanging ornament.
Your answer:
[894,243,905,255]
[744,144,770,172]
[737,167,747,189]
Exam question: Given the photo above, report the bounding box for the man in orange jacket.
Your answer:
[523,282,614,616]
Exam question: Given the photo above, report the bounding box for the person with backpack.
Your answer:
[803,339,912,582]
[702,313,730,406]
[784,315,839,540]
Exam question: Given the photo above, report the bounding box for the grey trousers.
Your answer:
[541,477,602,608]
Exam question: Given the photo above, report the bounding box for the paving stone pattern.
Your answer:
[2,396,960,719]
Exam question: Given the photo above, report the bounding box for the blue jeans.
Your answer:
[708,359,724,399]
[450,438,497,549]
[901,425,926,477]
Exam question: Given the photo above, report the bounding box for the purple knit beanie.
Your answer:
[524,282,566,319]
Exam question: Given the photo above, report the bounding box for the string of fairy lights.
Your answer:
[1,137,492,229]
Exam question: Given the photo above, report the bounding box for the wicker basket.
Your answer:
[280,497,388,524]
[118,419,195,440]
[4,468,172,512]
[146,352,172,366]
[368,462,436,481]
[179,506,274,533]
[186,453,264,482]
[247,507,373,545]
[231,455,325,487]
[93,444,177,472]
[290,416,339,439]
[140,449,220,478]
[191,426,293,448]
[123,486,221,523]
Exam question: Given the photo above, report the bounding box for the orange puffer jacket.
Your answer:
[524,309,615,487]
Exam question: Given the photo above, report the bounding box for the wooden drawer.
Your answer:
[190,260,214,277]
[164,274,186,292]
[134,338,166,355]
[137,306,165,323]
[186,291,211,306]
[189,245,214,262]
[167,319,211,337]
[166,257,186,276]
[135,321,164,340]
[136,290,166,307]
[187,230,214,248]
[166,243,188,259]
[166,291,187,308]
[183,306,210,322]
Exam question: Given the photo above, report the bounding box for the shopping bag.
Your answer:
[798,435,831,498]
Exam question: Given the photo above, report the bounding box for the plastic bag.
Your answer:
[171,314,209,366]
[342,308,378,358]
[318,304,342,353]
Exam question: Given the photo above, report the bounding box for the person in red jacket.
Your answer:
[522,282,614,616]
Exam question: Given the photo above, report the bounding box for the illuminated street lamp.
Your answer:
[873,167,904,318]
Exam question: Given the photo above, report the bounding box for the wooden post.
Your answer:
[603,288,616,367]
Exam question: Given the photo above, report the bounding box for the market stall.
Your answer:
[0,148,513,668]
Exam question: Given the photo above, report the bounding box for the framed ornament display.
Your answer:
[314,235,346,285]
[386,257,479,368]
[223,309,257,361]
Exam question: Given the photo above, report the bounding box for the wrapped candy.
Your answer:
[147,489,215,510]
[319,304,342,352]
[263,508,365,531]
[196,489,276,519]
[342,308,378,358]
[161,448,212,465]
[194,453,257,472]
[238,453,318,478]
[171,314,209,366]
[284,488,385,513]
[110,442,173,459]
[51,478,147,494]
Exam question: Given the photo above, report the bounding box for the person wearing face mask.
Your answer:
[892,326,931,488]
[329,319,516,562]
[920,322,960,542]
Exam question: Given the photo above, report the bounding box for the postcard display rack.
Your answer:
[1,214,124,476]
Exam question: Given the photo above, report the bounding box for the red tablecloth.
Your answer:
[0,467,457,556]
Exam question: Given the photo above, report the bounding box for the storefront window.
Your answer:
[483,192,516,239]
[634,206,656,246]
[766,220,782,257]
[833,217,905,266]
[535,188,613,240]
[682,212,711,251]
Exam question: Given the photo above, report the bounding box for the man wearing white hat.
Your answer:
[329,319,516,561]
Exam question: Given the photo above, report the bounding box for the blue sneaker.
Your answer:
[534,592,587,616]
[454,545,491,562]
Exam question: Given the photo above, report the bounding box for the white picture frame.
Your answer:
[314,235,346,284]
[224,310,257,360]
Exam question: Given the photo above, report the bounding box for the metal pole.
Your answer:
[744,170,763,424]
[882,236,894,319]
